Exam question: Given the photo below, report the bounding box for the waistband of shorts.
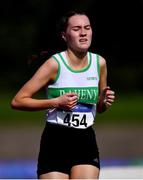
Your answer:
[45,122,93,132]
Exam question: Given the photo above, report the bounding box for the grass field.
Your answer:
[1,91,143,125]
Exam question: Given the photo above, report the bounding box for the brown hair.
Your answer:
[58,10,88,33]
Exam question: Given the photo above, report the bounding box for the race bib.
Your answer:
[57,104,95,129]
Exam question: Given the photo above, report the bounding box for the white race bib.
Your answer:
[57,104,95,129]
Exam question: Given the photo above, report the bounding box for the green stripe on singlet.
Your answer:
[58,52,92,73]
[96,54,100,78]
[47,86,99,104]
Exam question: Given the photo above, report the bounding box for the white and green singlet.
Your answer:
[45,51,100,129]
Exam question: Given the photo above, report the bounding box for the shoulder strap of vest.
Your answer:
[52,54,61,82]
[96,54,100,78]
[89,52,100,78]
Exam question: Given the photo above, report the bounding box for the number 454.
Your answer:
[63,113,87,127]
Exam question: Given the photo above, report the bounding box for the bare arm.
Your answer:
[11,58,78,111]
[97,56,115,113]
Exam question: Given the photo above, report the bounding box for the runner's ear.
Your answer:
[61,32,67,42]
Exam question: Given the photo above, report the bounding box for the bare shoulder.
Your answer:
[31,56,59,83]
[36,56,59,75]
[98,55,106,65]
[98,54,106,67]
[44,57,59,70]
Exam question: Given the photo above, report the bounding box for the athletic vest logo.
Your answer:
[87,76,97,80]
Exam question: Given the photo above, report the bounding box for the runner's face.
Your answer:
[63,15,92,52]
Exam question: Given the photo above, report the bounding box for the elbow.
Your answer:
[11,98,21,110]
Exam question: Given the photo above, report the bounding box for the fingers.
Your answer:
[103,86,115,108]
[57,92,78,110]
[66,93,78,109]
[66,92,78,101]
[106,91,115,102]
[66,92,77,97]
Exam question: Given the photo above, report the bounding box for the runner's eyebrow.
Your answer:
[72,25,91,29]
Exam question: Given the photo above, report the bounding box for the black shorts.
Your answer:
[37,122,100,177]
